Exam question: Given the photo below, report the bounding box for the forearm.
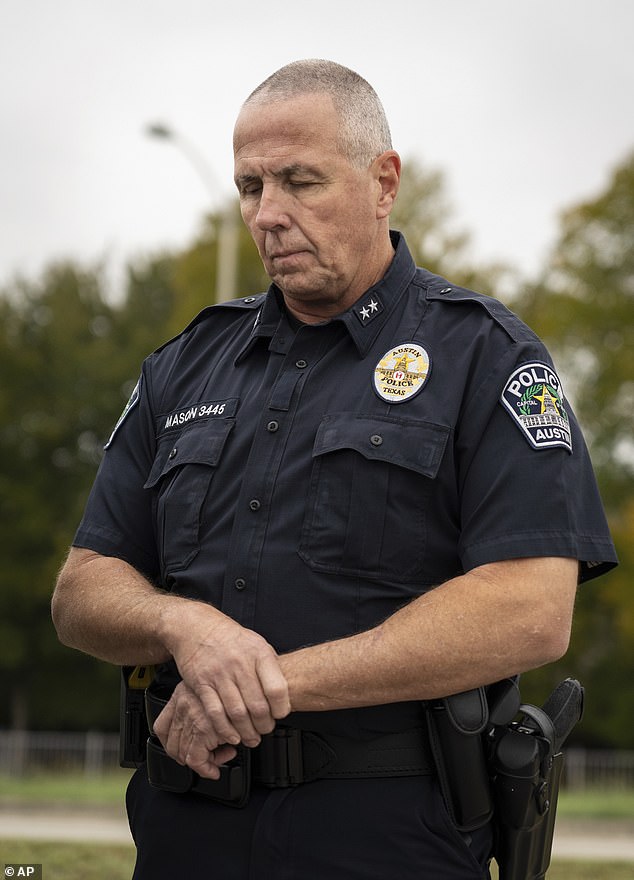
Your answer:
[52,547,218,666]
[53,546,291,753]
[279,557,578,712]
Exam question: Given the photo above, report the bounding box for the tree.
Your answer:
[518,151,634,509]
[0,263,122,728]
[0,218,265,730]
[0,252,189,730]
[513,151,634,747]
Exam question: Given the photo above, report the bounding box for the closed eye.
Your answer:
[235,176,262,196]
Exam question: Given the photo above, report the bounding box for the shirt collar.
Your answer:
[234,290,285,364]
[236,231,416,362]
[335,231,417,356]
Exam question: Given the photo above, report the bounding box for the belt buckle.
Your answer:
[256,726,304,787]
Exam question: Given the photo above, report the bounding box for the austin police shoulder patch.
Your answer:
[501,362,572,453]
[104,376,142,449]
[373,343,431,404]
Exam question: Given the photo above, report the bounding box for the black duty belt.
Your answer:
[144,688,433,808]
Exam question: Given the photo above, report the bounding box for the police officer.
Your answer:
[52,60,617,879]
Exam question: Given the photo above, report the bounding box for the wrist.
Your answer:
[155,593,231,661]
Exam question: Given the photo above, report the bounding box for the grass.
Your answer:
[1,839,632,880]
[557,788,634,820]
[0,839,135,880]
[0,769,132,808]
[1,775,633,879]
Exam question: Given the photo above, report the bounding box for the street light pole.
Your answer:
[145,122,239,302]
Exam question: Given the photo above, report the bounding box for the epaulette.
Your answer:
[183,292,266,330]
[419,270,535,344]
[152,293,267,355]
[212,293,268,310]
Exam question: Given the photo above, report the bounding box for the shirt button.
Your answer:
[267,420,279,433]
[244,297,256,303]
[295,359,308,369]
[370,434,383,446]
[168,447,178,459]
[234,578,246,591]
[439,287,453,294]
[249,499,261,511]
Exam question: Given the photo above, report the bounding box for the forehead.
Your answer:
[233,93,342,170]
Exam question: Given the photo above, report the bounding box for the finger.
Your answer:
[162,708,195,766]
[197,684,245,746]
[154,699,190,765]
[153,698,175,742]
[203,681,264,747]
[184,732,217,774]
[186,743,237,780]
[158,683,220,765]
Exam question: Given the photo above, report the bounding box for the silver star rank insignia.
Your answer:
[355,296,383,325]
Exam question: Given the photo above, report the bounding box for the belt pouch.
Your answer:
[426,689,494,832]
[146,735,251,808]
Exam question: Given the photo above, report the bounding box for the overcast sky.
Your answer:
[2,0,633,293]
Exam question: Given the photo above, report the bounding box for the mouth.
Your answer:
[269,248,306,259]
[268,249,311,269]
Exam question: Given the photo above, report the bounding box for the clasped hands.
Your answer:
[153,610,291,780]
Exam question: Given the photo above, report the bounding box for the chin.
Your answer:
[276,273,324,298]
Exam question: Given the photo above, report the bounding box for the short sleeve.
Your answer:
[73,364,160,580]
[456,344,617,583]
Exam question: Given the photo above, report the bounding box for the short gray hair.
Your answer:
[243,59,393,168]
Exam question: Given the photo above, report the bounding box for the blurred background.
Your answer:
[0,0,632,794]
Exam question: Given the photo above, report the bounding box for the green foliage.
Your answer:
[516,151,634,511]
[0,207,265,730]
[0,263,125,729]
[511,152,634,748]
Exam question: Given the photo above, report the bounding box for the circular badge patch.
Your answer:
[373,343,431,404]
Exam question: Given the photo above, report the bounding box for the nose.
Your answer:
[255,184,291,232]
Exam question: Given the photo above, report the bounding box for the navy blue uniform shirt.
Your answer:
[74,233,617,706]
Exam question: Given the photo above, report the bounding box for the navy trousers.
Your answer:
[127,769,493,879]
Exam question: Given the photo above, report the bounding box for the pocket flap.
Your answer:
[144,420,235,489]
[313,413,450,479]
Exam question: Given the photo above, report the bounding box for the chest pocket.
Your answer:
[299,413,450,584]
[144,420,235,573]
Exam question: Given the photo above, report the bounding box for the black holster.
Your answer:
[427,678,583,880]
[490,695,572,880]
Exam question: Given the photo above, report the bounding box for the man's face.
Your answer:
[233,93,397,321]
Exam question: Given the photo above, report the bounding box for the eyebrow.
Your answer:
[235,163,325,189]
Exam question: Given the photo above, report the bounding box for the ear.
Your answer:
[373,151,401,219]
